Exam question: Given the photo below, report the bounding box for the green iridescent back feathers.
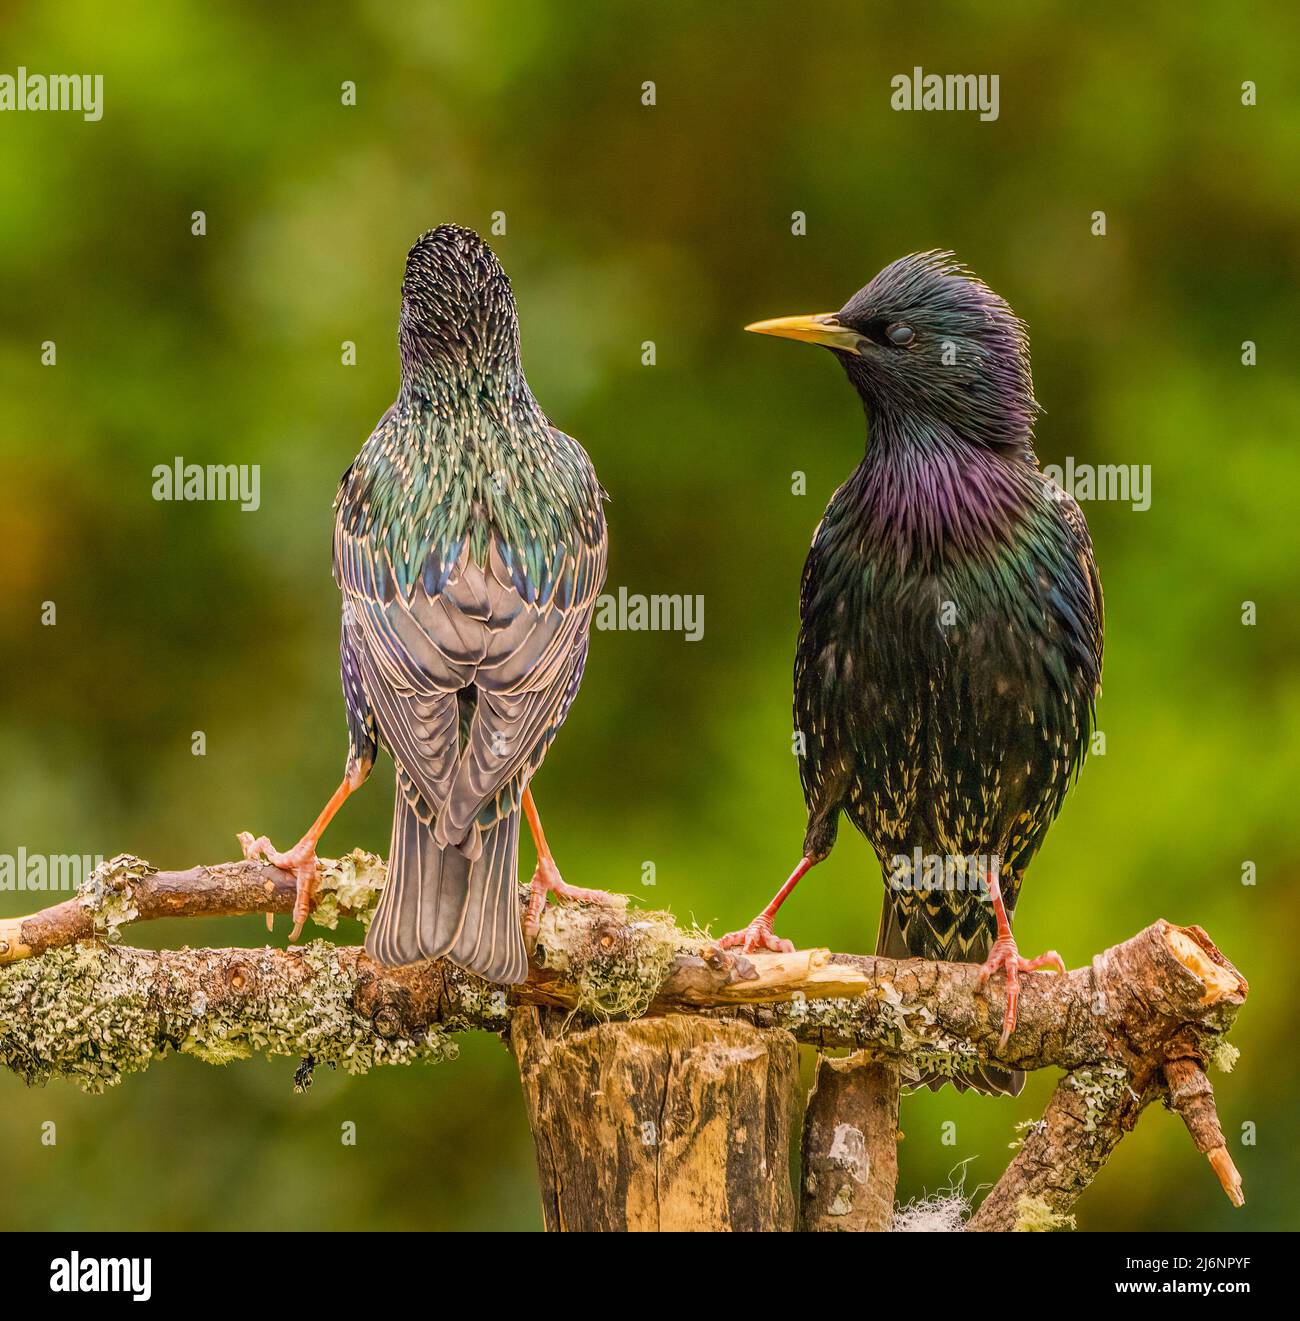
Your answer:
[335,229,605,613]
[334,226,607,983]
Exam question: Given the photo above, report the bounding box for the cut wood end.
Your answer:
[700,946,814,992]
[1164,927,1243,1004]
[709,947,873,1003]
[0,916,34,964]
[1207,1145,1245,1208]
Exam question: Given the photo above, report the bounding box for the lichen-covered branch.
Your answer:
[0,940,481,1092]
[966,1064,1145,1231]
[964,927,1247,1229]
[0,851,387,964]
[0,851,1248,1226]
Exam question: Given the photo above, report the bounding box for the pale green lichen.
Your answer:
[440,974,509,1035]
[1206,1038,1240,1074]
[0,944,157,1092]
[0,940,455,1094]
[309,849,388,931]
[869,981,980,1082]
[766,981,983,1084]
[534,901,686,1021]
[1014,1194,1076,1232]
[175,941,457,1077]
[1067,1063,1131,1134]
[574,925,678,1020]
[1009,1116,1048,1150]
[77,853,155,942]
[182,1032,253,1066]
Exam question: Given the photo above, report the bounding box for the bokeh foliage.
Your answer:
[1,0,1297,1231]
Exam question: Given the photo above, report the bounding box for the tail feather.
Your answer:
[366,789,528,984]
[451,809,522,980]
[876,891,1024,1098]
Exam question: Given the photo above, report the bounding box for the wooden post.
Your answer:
[800,1054,900,1231]
[512,1008,799,1231]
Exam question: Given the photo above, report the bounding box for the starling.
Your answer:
[240,225,613,983]
[724,253,1103,1093]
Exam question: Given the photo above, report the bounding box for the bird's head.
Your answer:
[746,252,1038,453]
[399,225,521,393]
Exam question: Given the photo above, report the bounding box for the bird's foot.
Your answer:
[976,937,1066,1049]
[237,830,321,942]
[523,855,619,942]
[717,913,795,955]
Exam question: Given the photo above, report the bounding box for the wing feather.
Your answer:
[333,416,607,857]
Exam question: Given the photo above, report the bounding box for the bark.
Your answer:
[966,1066,1144,1231]
[512,1008,798,1231]
[0,852,380,964]
[800,1056,900,1231]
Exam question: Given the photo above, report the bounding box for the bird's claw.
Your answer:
[976,937,1066,1049]
[717,915,795,955]
[523,856,619,942]
[237,830,321,942]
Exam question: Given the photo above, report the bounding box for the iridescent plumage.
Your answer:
[339,227,607,982]
[236,226,610,983]
[731,253,1103,1094]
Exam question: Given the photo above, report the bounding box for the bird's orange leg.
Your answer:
[717,855,818,954]
[238,777,356,941]
[975,863,1066,1049]
[521,785,618,942]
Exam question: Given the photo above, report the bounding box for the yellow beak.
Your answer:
[744,312,861,353]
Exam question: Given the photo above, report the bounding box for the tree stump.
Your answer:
[512,1008,798,1231]
[800,1054,900,1231]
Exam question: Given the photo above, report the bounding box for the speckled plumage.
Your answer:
[788,253,1103,1092]
[335,226,607,982]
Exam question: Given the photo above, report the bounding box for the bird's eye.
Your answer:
[886,322,915,346]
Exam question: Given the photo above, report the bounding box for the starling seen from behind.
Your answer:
[725,253,1103,1093]
[241,225,613,982]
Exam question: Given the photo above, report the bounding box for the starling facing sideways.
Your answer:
[725,254,1103,1093]
[241,225,613,982]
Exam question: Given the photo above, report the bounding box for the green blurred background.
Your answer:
[2,0,1297,1231]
